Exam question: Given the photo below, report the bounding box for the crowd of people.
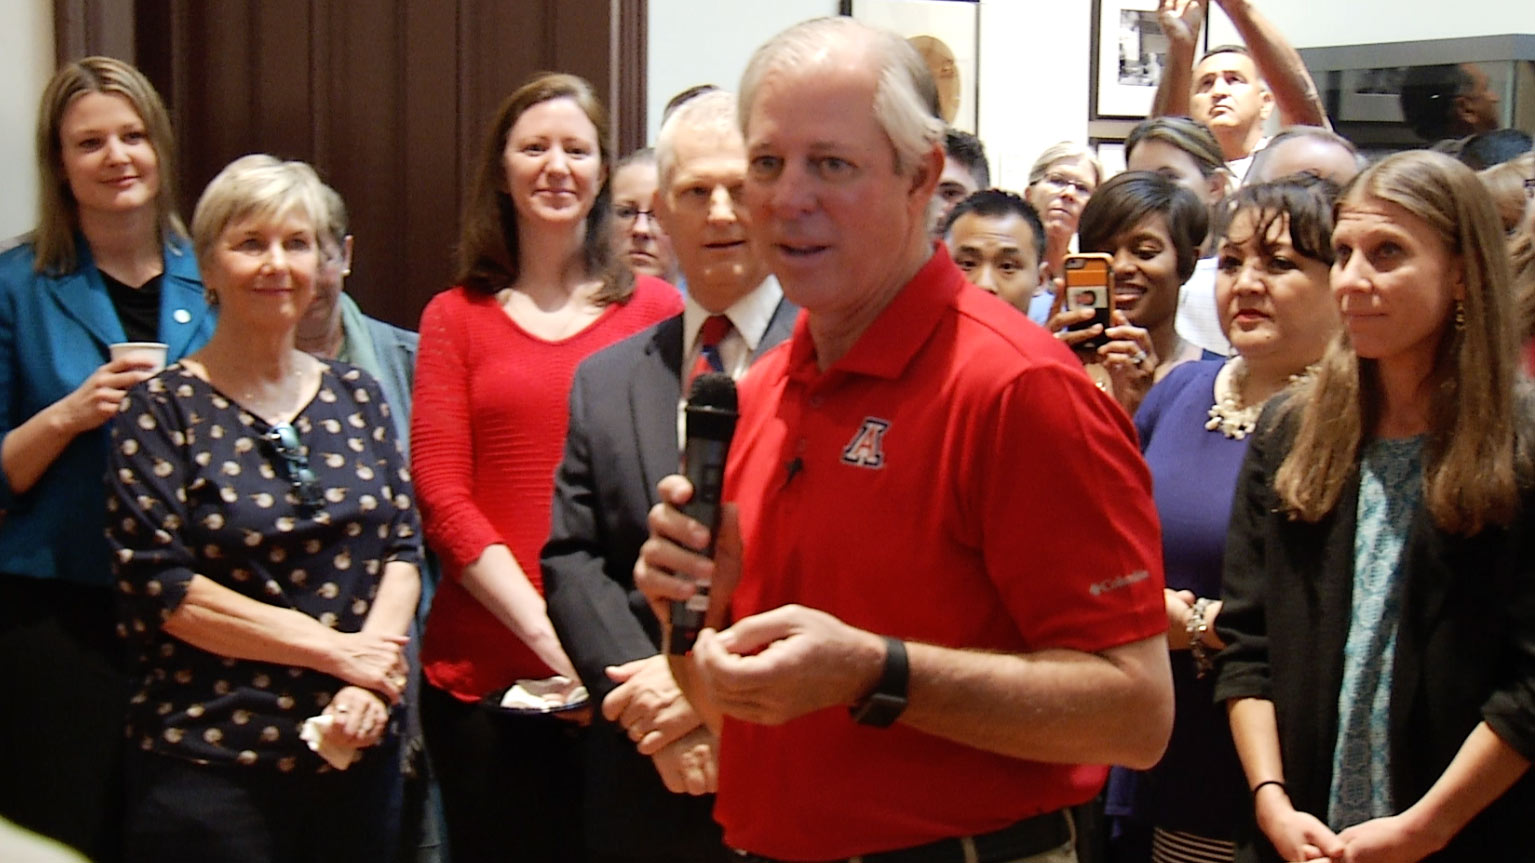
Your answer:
[1,2,1534,862]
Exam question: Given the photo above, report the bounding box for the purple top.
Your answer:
[1112,359,1249,838]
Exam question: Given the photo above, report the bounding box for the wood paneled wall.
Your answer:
[57,0,648,330]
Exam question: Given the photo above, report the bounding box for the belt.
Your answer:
[733,810,1072,863]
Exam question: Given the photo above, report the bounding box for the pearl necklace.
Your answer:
[1205,358,1317,440]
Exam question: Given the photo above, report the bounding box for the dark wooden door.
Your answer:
[57,0,647,330]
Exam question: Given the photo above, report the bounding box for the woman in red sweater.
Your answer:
[411,73,681,860]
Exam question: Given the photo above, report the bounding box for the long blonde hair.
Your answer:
[1274,150,1522,535]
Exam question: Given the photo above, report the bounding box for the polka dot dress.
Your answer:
[107,361,421,772]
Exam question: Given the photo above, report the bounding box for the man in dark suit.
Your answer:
[541,89,796,863]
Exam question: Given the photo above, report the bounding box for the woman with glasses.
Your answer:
[1025,141,1103,286]
[609,147,680,285]
[410,72,680,861]
[0,57,215,860]
[106,155,421,863]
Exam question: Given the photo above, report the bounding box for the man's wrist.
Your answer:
[849,634,908,727]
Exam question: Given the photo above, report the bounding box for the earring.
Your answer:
[204,287,219,307]
[1454,299,1465,331]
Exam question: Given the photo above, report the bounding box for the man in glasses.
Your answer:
[541,88,796,863]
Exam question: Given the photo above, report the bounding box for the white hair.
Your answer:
[191,154,327,272]
[655,90,741,188]
[738,16,944,175]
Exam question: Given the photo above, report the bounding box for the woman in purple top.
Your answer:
[1108,177,1341,863]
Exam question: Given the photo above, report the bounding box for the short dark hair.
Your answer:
[1198,44,1251,66]
[940,189,1044,260]
[1458,129,1532,171]
[662,84,719,124]
[1399,64,1477,142]
[1216,174,1341,268]
[1077,171,1209,283]
[944,128,990,189]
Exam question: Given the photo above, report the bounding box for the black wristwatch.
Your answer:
[849,636,908,727]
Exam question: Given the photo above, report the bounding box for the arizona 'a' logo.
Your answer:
[841,417,890,469]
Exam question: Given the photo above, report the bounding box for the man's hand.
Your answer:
[691,604,885,726]
[634,475,742,633]
[1158,0,1206,50]
[650,726,719,796]
[604,655,703,754]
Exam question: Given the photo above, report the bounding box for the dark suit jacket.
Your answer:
[1214,400,1535,862]
[542,297,796,858]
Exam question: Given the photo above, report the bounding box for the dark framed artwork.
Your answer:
[1091,0,1206,119]
[840,0,980,132]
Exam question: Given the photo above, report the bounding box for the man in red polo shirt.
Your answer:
[635,17,1173,863]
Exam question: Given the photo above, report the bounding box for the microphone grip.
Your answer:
[666,435,730,655]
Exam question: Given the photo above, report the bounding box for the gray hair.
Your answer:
[738,17,944,175]
[191,154,328,272]
[656,90,741,188]
[1028,141,1104,188]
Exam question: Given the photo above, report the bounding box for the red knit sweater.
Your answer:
[412,277,681,700]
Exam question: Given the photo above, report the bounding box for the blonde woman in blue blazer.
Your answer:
[0,57,213,861]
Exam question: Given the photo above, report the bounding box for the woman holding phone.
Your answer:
[1216,150,1535,861]
[1049,171,1208,415]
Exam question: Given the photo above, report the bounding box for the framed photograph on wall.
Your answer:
[839,0,980,132]
[1091,0,1205,119]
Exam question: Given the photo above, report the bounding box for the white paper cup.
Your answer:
[109,341,168,372]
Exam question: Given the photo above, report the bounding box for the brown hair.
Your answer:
[33,56,185,275]
[455,72,632,305]
[1274,150,1522,535]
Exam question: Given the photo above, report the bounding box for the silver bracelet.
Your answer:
[1187,597,1214,678]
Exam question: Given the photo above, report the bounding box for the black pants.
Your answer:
[0,575,127,862]
[421,682,584,863]
[122,744,399,863]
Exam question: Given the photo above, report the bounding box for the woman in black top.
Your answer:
[108,154,420,863]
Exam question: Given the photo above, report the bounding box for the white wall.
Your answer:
[977,0,1089,192]
[1,0,53,241]
[645,0,839,146]
[1206,0,1535,48]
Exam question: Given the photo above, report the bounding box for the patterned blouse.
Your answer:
[107,361,421,772]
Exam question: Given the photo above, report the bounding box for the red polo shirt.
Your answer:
[715,247,1166,860]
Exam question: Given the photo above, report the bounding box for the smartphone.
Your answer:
[1062,253,1115,351]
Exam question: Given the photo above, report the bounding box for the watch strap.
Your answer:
[849,635,908,727]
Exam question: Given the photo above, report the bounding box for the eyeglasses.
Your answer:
[263,422,323,511]
[613,203,659,225]
[1036,173,1094,197]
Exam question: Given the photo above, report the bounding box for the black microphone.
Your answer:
[666,372,739,655]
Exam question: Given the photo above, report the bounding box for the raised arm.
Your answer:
[1216,0,1329,128]
[1150,0,1204,118]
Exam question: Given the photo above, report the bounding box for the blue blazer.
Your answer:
[0,237,215,586]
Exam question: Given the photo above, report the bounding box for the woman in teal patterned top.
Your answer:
[1215,150,1535,863]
